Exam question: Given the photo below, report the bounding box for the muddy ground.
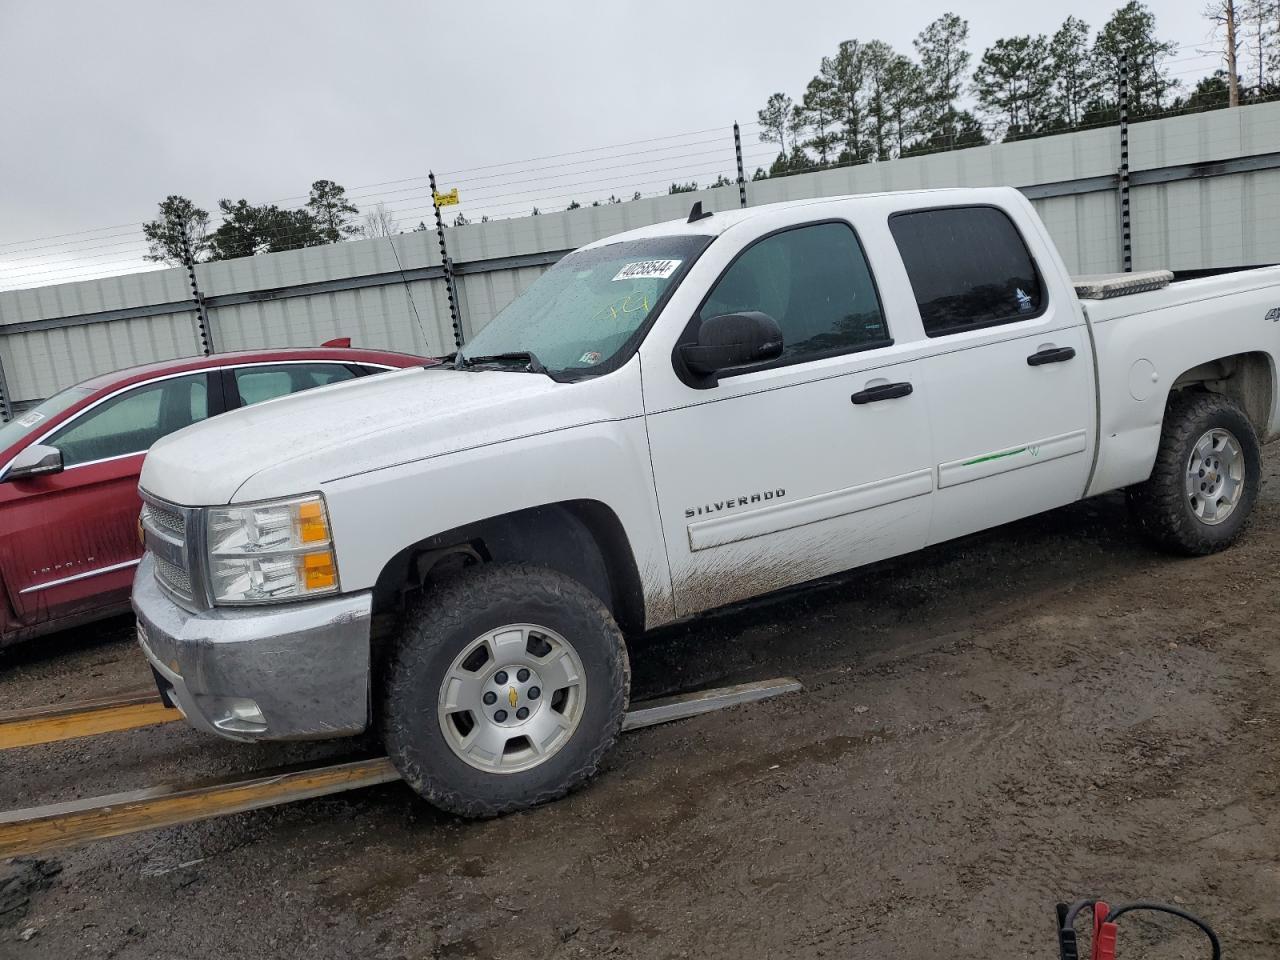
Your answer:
[2,453,1278,960]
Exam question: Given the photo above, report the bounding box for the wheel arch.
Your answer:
[372,499,647,636]
[1168,350,1277,441]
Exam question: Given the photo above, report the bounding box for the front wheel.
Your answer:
[383,563,630,818]
[1127,390,1261,555]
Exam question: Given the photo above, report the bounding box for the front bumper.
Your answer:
[132,554,372,742]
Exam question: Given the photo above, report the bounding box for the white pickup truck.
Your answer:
[134,187,1280,816]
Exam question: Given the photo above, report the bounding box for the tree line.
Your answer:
[143,1,1280,263]
[754,1,1280,176]
[142,181,416,264]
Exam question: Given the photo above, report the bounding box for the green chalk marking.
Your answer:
[962,446,1028,467]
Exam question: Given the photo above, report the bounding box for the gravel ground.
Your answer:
[2,450,1278,959]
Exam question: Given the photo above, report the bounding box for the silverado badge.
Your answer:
[685,488,786,519]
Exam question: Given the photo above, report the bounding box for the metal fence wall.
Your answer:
[3,101,1279,406]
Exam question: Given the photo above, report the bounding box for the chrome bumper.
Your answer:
[132,554,372,742]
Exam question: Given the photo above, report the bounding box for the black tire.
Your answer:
[1127,390,1261,555]
[383,563,629,818]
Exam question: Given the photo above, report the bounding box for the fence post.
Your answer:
[429,171,465,351]
[1118,59,1132,274]
[0,346,13,422]
[180,233,216,354]
[734,122,747,208]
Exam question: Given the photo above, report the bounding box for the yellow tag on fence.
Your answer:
[433,188,459,207]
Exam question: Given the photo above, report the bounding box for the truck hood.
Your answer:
[140,364,633,505]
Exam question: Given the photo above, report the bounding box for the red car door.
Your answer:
[0,371,218,632]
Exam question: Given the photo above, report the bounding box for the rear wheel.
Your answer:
[1127,391,1261,555]
[383,563,629,818]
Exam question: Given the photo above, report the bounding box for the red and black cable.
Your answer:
[1056,898,1221,960]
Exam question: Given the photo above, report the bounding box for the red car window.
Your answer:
[48,374,209,466]
[233,363,358,407]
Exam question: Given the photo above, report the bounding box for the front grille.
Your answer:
[143,502,186,538]
[141,491,206,608]
[155,556,192,598]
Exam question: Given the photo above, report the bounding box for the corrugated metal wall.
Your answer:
[3,101,1279,403]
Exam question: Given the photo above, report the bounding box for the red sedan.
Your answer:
[0,345,432,647]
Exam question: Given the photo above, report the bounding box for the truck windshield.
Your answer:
[0,386,93,454]
[457,235,711,377]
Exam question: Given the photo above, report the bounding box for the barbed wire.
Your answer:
[0,123,763,254]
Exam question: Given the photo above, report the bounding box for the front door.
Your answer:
[642,221,935,618]
[0,371,216,629]
[889,206,1097,545]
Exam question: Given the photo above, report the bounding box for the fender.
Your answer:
[1085,272,1280,496]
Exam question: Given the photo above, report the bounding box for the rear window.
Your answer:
[889,206,1044,337]
[233,363,357,407]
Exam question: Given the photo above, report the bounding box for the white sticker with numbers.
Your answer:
[611,259,681,282]
[14,411,45,428]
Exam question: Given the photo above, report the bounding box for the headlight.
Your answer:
[206,494,339,604]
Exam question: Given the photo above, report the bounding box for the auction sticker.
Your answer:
[612,259,680,282]
[14,411,44,428]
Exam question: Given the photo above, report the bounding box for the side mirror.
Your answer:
[5,444,63,481]
[680,312,784,377]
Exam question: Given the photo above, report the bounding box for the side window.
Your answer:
[699,222,889,366]
[50,374,209,467]
[233,363,357,407]
[889,207,1045,337]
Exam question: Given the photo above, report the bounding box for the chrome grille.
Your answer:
[140,491,200,604]
[155,556,192,597]
[143,502,186,537]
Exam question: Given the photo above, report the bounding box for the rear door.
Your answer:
[892,206,1096,545]
[0,372,217,627]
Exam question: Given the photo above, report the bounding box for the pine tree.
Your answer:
[796,67,841,165]
[306,180,359,243]
[974,35,1057,134]
[1092,1,1179,114]
[757,92,796,155]
[1238,0,1275,90]
[914,14,972,144]
[1205,0,1243,106]
[1182,70,1233,110]
[832,40,869,163]
[861,40,897,161]
[1050,17,1096,126]
[207,199,325,260]
[141,195,210,264]
[883,55,923,155]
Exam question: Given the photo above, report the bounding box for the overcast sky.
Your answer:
[0,0,1217,289]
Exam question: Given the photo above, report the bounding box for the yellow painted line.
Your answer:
[0,676,804,857]
[0,692,178,750]
[0,757,401,858]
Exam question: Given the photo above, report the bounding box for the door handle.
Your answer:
[1027,346,1076,366]
[851,381,913,404]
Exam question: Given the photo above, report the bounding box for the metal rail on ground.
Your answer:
[0,692,179,750]
[0,677,802,857]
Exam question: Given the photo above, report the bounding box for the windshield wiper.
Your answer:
[457,351,553,378]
